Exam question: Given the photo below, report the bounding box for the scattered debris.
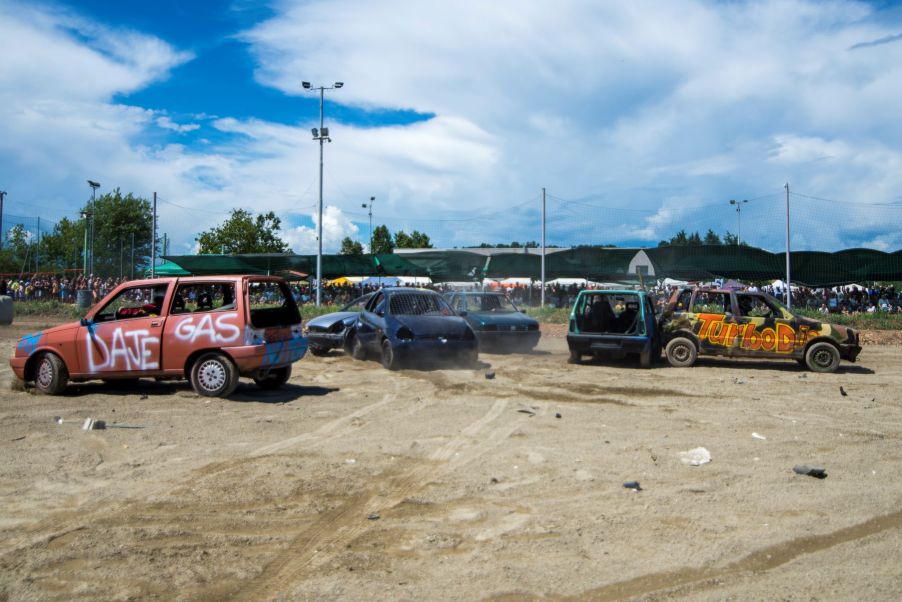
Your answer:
[623,481,642,491]
[555,412,562,419]
[490,477,499,484]
[798,373,807,379]
[53,416,63,425]
[839,386,848,397]
[367,513,380,520]
[679,447,712,466]
[345,458,357,464]
[793,465,827,479]
[82,418,106,431]
[733,377,746,385]
[11,435,26,442]
[752,432,767,440]
[140,393,149,400]
[517,409,536,417]
[485,369,496,380]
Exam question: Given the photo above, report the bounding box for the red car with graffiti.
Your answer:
[10,276,307,397]
[660,286,861,372]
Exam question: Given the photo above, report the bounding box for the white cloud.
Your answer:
[284,205,361,254]
[156,116,200,133]
[2,0,902,257]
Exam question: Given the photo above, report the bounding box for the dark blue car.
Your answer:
[444,292,540,352]
[349,288,478,370]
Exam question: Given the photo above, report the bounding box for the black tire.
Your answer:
[309,346,330,357]
[639,348,652,369]
[805,342,840,373]
[350,335,367,361]
[34,353,68,395]
[254,365,292,390]
[568,348,582,364]
[381,339,400,370]
[665,337,698,368]
[190,352,239,397]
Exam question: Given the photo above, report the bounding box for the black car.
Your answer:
[304,293,373,356]
[444,292,540,352]
[349,288,478,369]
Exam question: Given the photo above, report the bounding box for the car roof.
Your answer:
[577,289,645,295]
[382,287,439,295]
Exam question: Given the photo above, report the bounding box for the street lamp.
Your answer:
[302,81,343,306]
[362,196,375,252]
[87,180,100,276]
[729,199,748,246]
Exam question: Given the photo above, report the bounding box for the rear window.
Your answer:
[248,280,301,328]
[389,293,452,316]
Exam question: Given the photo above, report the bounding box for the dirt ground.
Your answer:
[1,317,901,601]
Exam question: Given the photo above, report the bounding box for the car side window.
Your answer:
[737,294,778,318]
[675,290,692,311]
[95,284,170,322]
[173,283,236,313]
[691,292,729,314]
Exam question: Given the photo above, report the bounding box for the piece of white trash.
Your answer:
[752,432,767,440]
[679,447,712,466]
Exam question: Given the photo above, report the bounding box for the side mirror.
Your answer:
[80,317,92,327]
[458,310,468,317]
[376,309,385,317]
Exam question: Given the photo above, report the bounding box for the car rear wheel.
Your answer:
[34,353,68,395]
[665,337,697,368]
[805,342,840,373]
[639,348,652,369]
[381,339,400,370]
[190,352,239,397]
[568,348,582,364]
[254,365,292,390]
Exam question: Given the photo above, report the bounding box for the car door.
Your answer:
[689,291,739,356]
[734,293,804,358]
[356,291,385,352]
[75,282,170,376]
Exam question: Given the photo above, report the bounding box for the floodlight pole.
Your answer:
[87,180,100,276]
[729,198,748,245]
[304,81,343,306]
[541,187,546,307]
[785,182,791,310]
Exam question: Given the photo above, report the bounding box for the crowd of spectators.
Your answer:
[0,274,129,304]
[1,273,900,316]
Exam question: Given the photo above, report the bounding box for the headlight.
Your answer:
[396,326,415,340]
[329,321,345,333]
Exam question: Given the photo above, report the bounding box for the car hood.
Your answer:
[394,315,471,337]
[467,311,537,327]
[306,311,358,328]
[15,321,81,355]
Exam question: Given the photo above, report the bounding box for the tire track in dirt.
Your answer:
[487,507,902,601]
[0,380,408,559]
[232,397,526,601]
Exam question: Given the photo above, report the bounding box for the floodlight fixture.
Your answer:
[312,128,319,138]
[334,82,344,88]
[302,81,311,89]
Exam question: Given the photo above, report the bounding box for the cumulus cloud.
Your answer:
[284,205,361,254]
[2,0,902,255]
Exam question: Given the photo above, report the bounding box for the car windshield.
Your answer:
[465,294,518,312]
[341,295,372,312]
[390,293,452,316]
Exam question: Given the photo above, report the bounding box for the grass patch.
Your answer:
[525,306,571,324]
[10,300,84,319]
[794,309,902,331]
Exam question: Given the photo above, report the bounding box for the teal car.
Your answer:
[567,289,661,368]
[444,292,541,352]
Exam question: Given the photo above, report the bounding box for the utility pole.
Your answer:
[362,196,376,252]
[541,187,546,307]
[36,217,40,273]
[784,183,791,309]
[130,232,135,280]
[151,192,157,279]
[0,190,5,250]
[87,180,99,276]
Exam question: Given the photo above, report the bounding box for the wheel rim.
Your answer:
[382,344,393,367]
[672,343,691,363]
[812,348,835,369]
[197,359,226,392]
[37,358,54,388]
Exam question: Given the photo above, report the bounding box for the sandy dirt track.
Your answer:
[1,317,901,601]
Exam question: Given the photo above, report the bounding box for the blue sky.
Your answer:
[1,0,902,255]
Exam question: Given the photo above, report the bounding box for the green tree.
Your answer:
[196,209,291,255]
[704,229,722,245]
[340,237,364,255]
[89,189,154,277]
[394,229,433,249]
[687,231,702,246]
[723,231,739,246]
[371,225,394,254]
[37,217,84,274]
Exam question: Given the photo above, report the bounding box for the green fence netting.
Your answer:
[163,246,902,285]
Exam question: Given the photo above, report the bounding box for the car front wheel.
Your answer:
[665,337,697,368]
[568,348,582,364]
[805,342,840,373]
[190,352,239,397]
[381,339,400,370]
[34,353,68,395]
[350,335,367,360]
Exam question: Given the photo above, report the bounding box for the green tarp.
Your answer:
[163,246,902,285]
